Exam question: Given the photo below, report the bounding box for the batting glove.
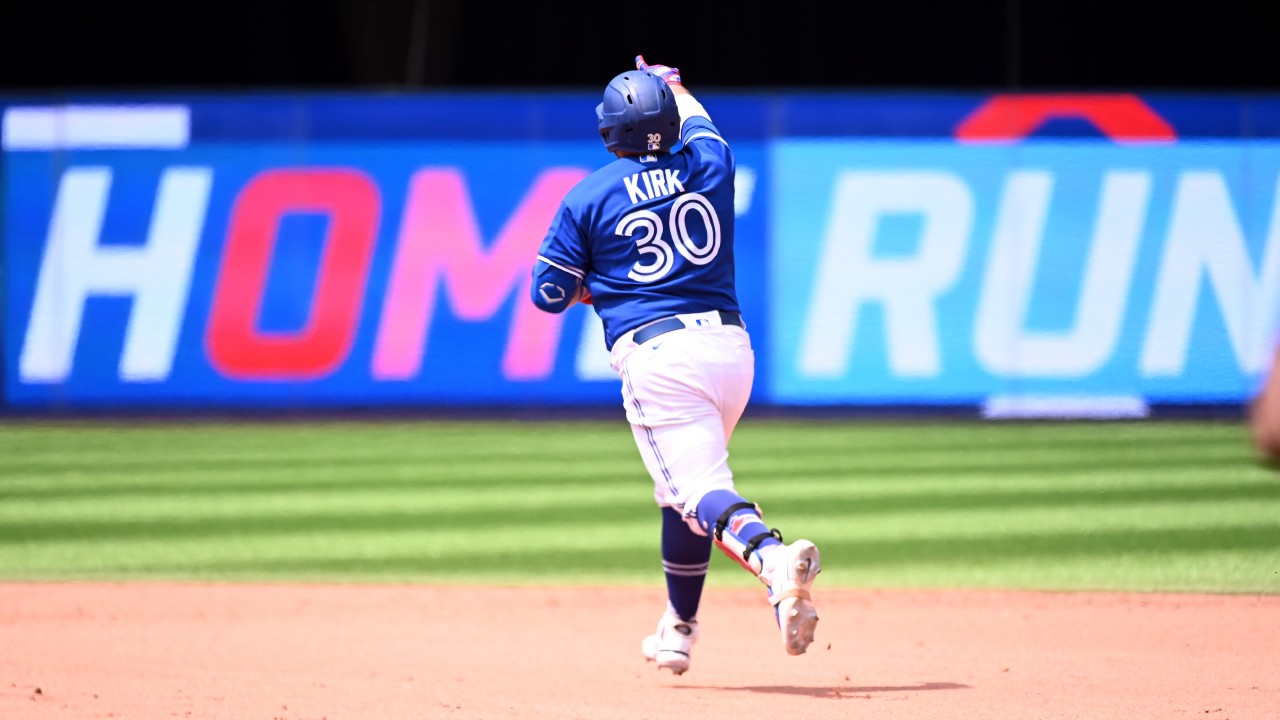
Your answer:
[636,55,682,86]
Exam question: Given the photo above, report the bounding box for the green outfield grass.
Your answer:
[1,417,1277,594]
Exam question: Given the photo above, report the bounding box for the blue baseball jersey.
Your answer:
[536,111,739,349]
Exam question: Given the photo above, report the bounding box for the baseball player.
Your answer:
[530,56,821,674]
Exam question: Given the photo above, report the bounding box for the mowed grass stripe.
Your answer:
[5,523,1276,592]
[747,467,1275,496]
[1,418,1277,592]
[4,511,1274,561]
[1,439,636,475]
[1,418,1243,447]
[0,420,633,455]
[4,490,1273,547]
[0,519,663,582]
[1,464,1258,511]
[4,475,1274,530]
[3,440,1266,507]
[1,429,1251,497]
[2,419,1242,469]
[0,482,650,530]
[736,438,1247,473]
[0,454,1243,505]
[3,439,635,471]
[0,459,652,501]
[735,419,1244,453]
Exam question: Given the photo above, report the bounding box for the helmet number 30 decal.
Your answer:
[647,133,662,150]
[619,192,722,282]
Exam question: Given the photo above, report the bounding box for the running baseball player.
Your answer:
[529,56,821,674]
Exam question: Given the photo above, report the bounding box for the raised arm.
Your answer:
[636,55,689,97]
[636,55,714,131]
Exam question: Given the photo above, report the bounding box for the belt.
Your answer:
[632,310,744,345]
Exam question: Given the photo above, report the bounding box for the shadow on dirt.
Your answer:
[675,681,968,697]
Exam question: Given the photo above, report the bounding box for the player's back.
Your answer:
[566,131,738,347]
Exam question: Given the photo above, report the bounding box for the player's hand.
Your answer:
[579,285,593,305]
[636,55,682,86]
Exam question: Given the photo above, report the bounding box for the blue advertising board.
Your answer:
[3,92,1279,413]
[772,139,1280,409]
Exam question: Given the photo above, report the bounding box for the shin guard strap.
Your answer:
[742,528,783,561]
[769,587,812,607]
[713,502,760,541]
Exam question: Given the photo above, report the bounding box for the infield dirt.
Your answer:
[1,583,1276,719]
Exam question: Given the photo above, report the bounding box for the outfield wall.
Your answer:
[3,92,1279,415]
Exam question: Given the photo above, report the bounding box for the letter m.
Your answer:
[372,168,588,380]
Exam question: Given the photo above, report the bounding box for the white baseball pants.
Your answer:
[610,310,754,520]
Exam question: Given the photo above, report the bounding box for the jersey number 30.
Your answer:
[617,192,722,282]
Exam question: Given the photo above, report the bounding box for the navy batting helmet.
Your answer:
[596,70,680,155]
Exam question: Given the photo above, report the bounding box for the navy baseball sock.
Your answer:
[695,489,783,570]
[660,506,711,621]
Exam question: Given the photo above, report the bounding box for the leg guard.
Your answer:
[705,498,783,577]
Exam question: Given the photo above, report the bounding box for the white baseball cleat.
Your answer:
[763,539,821,655]
[641,611,699,675]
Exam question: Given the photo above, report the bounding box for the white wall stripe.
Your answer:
[982,394,1150,420]
[3,105,191,150]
